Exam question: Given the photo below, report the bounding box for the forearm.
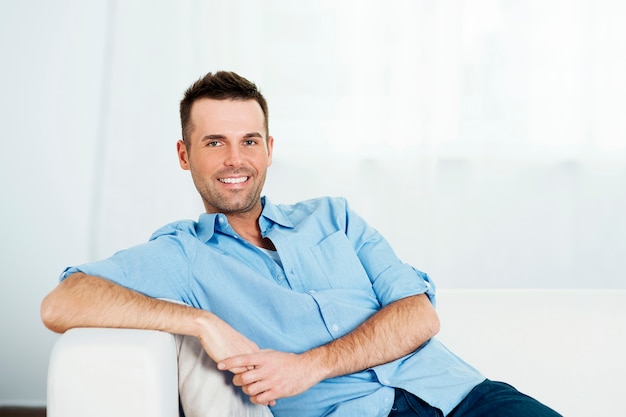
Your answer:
[41,273,259,362]
[305,293,440,380]
[41,273,199,333]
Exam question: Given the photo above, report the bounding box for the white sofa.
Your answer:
[46,289,626,417]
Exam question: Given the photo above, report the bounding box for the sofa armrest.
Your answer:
[47,328,179,417]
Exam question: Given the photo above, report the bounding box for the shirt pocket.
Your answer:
[310,230,372,290]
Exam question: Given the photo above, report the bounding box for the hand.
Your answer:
[197,314,260,373]
[218,350,322,406]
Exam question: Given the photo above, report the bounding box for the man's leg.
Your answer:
[388,388,443,417]
[388,381,561,417]
[448,380,562,417]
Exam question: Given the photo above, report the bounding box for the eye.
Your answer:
[243,139,258,146]
[206,140,221,147]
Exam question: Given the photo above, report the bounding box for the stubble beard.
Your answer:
[201,188,260,214]
[196,173,266,215]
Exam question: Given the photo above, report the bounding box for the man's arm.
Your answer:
[41,272,260,364]
[218,293,439,405]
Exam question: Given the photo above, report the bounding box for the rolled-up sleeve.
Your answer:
[371,264,436,307]
[343,201,436,307]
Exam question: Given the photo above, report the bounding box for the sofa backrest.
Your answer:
[436,289,626,417]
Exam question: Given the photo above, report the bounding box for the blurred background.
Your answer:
[1,0,625,407]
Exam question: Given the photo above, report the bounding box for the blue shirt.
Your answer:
[62,196,484,416]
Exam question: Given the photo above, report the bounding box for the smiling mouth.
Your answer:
[218,176,249,184]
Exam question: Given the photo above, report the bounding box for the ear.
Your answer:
[177,140,190,170]
[266,136,274,167]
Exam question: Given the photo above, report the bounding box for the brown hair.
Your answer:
[179,71,269,148]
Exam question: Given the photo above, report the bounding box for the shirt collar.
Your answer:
[196,196,294,243]
[260,196,294,229]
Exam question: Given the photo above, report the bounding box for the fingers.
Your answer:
[217,354,255,373]
[227,365,251,374]
[232,368,270,394]
[217,351,281,407]
[217,355,264,392]
[218,355,277,406]
[241,379,277,407]
[230,366,278,406]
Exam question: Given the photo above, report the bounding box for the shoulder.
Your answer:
[272,196,351,230]
[149,219,200,241]
[278,196,349,217]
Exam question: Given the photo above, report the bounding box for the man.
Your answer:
[41,71,561,417]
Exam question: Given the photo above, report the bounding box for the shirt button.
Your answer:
[277,275,284,281]
[331,324,339,332]
[308,290,316,294]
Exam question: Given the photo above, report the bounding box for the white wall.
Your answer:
[1,0,625,406]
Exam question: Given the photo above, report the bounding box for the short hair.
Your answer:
[179,71,269,148]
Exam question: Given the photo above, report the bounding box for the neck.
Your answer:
[223,208,275,250]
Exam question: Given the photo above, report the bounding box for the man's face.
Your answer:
[177,98,273,215]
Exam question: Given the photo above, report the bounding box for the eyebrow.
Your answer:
[243,132,264,139]
[200,132,264,142]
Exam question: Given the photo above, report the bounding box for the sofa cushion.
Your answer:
[176,335,273,417]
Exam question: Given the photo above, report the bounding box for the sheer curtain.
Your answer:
[88,0,626,288]
[251,0,626,156]
[201,0,625,288]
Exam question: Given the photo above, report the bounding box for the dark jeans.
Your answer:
[389,380,563,417]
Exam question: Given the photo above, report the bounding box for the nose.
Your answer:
[224,145,243,167]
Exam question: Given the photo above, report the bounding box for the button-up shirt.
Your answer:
[62,196,484,416]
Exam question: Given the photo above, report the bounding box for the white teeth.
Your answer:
[219,177,248,184]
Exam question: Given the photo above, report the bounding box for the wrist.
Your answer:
[190,309,218,339]
[302,345,336,382]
